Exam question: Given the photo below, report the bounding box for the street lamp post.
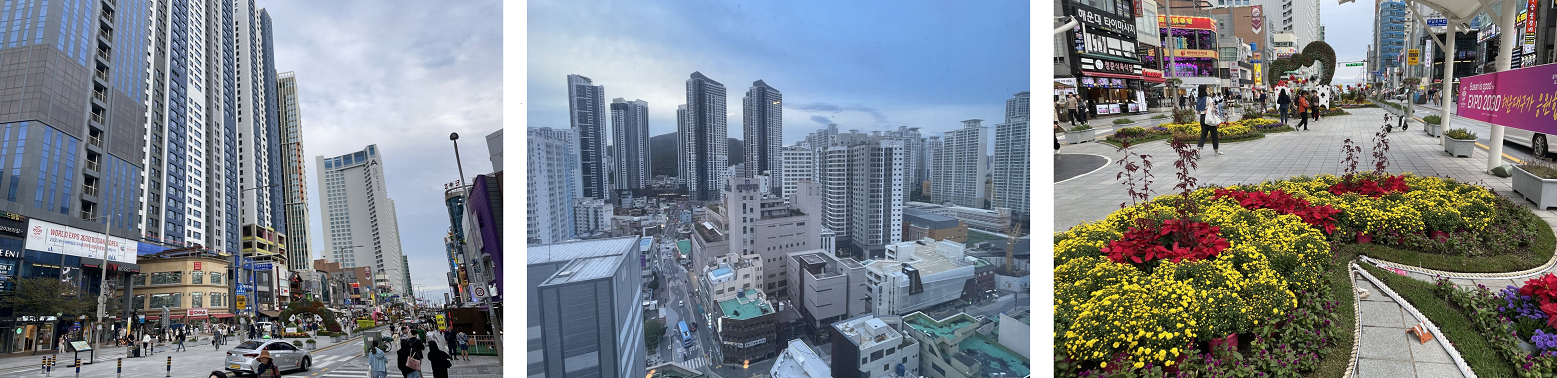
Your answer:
[235,184,278,330]
[90,212,118,360]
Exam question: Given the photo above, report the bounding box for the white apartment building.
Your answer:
[574,197,614,238]
[236,4,283,242]
[991,92,1031,216]
[527,127,578,244]
[832,315,922,378]
[276,72,313,272]
[568,74,610,201]
[931,120,987,208]
[868,239,979,316]
[780,144,816,200]
[316,145,409,297]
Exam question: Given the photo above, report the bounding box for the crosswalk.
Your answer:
[312,353,360,369]
[318,365,373,377]
[679,356,709,370]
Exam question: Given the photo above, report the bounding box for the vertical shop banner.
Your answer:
[1457,65,1557,133]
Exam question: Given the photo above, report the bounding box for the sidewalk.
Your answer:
[1054,106,1520,232]
[0,325,378,373]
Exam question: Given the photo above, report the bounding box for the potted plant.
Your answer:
[305,338,317,350]
[1514,159,1557,209]
[1111,118,1135,125]
[1064,124,1096,144]
[330,331,342,343]
[1424,115,1443,137]
[291,340,303,347]
[1443,128,1476,157]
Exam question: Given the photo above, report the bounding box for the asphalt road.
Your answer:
[1410,103,1545,164]
[1056,153,1109,182]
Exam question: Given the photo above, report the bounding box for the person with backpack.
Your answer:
[456,331,470,361]
[1277,88,1292,125]
[1295,90,1311,131]
[1196,85,1222,156]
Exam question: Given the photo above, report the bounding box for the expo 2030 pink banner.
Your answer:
[1458,64,1557,133]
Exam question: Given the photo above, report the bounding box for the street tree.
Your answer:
[0,277,94,318]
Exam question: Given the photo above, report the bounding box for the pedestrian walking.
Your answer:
[456,331,470,361]
[1196,85,1222,156]
[428,341,452,378]
[1295,90,1311,131]
[397,338,424,378]
[254,350,283,378]
[1064,94,1081,126]
[369,340,390,378]
[1277,88,1292,124]
[142,333,153,355]
[175,329,186,352]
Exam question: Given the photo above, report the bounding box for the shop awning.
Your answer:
[211,313,236,319]
[145,315,183,320]
[1141,76,1166,84]
[185,315,209,320]
[1082,71,1146,81]
[258,310,281,318]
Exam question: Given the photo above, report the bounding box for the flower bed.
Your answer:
[1436,274,1557,376]
[1056,173,1549,376]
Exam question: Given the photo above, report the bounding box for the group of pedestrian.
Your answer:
[362,326,470,378]
[1062,93,1088,126]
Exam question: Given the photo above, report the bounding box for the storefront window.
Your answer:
[132,295,145,310]
[210,292,223,307]
[209,272,223,285]
[191,292,203,308]
[190,272,203,284]
[151,272,181,285]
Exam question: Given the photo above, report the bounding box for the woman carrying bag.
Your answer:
[1196,85,1222,156]
[398,338,424,378]
[428,341,454,378]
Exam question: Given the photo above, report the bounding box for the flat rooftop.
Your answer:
[676,240,691,258]
[835,316,904,350]
[717,289,773,321]
[527,236,639,265]
[770,339,829,377]
[904,312,979,340]
[958,334,1030,377]
[540,254,624,286]
[869,241,969,276]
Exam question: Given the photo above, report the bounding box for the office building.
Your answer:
[830,315,922,378]
[780,144,816,200]
[527,127,578,245]
[930,120,987,208]
[905,202,1011,233]
[568,74,609,201]
[315,145,408,297]
[276,72,312,272]
[785,250,871,344]
[118,250,234,325]
[1371,1,1407,81]
[743,80,783,196]
[867,239,979,316]
[679,72,729,202]
[528,237,645,378]
[611,98,649,193]
[699,176,824,297]
[715,288,778,364]
[902,312,1030,378]
[486,129,504,172]
[991,92,1030,216]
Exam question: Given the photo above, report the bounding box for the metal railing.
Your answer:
[85,159,100,172]
[94,69,108,81]
[100,11,113,23]
[99,29,112,42]
[92,90,106,103]
[90,113,104,124]
[89,135,104,148]
[465,335,499,356]
[79,209,95,221]
[97,48,110,62]
[83,185,98,197]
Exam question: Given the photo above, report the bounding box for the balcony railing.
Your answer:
[90,113,104,125]
[95,69,108,81]
[97,48,110,62]
[99,29,113,42]
[93,90,106,103]
[80,209,96,221]
[85,159,100,172]
[83,185,99,197]
[89,135,104,148]
[100,11,113,23]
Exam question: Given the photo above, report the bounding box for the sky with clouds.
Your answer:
[1321,0,1376,84]
[526,0,1030,145]
[261,0,502,304]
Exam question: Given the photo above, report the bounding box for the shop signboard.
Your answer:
[1074,4,1137,37]
[1218,47,1238,62]
[1109,104,1122,114]
[1407,49,1420,65]
[1426,18,1448,27]
[0,211,27,238]
[0,258,15,290]
[25,220,137,264]
[1479,24,1499,44]
[1157,15,1217,31]
[1457,64,1557,134]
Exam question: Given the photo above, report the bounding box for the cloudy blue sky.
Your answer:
[262,0,503,305]
[527,0,1030,144]
[1323,0,1382,83]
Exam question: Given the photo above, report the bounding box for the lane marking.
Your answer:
[1055,153,1114,185]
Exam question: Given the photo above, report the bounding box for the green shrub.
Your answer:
[1069,124,1093,132]
[1151,114,1168,119]
[1111,118,1134,125]
[1173,108,1198,124]
[1444,128,1476,140]
[1424,115,1441,125]
[1114,127,1146,137]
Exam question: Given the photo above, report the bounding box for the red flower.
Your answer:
[1520,274,1557,304]
[1103,219,1229,265]
[1212,189,1341,234]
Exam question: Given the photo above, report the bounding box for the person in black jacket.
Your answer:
[397,338,424,378]
[427,341,453,378]
[1277,88,1292,125]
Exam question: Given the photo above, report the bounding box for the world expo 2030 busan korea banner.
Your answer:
[25,219,137,264]
[1458,64,1557,133]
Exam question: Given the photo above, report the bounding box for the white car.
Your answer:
[225,340,312,375]
[1502,128,1557,157]
[679,300,685,307]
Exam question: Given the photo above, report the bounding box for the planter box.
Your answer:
[1064,129,1097,144]
[1445,138,1475,157]
[305,342,317,350]
[331,335,342,343]
[1513,165,1557,209]
[1425,123,1441,137]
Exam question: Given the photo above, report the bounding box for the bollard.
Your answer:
[73,359,78,378]
[39,356,44,375]
[44,355,50,377]
[164,355,170,377]
[116,358,121,378]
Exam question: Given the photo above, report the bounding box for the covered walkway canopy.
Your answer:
[1388,0,1520,171]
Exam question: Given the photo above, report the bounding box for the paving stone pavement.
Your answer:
[1054,106,1525,233]
[1353,277,1465,378]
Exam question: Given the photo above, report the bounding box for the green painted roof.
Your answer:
[959,334,1030,376]
[676,240,691,258]
[717,289,773,321]
[903,312,977,340]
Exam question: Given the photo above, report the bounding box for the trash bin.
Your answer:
[363,331,381,355]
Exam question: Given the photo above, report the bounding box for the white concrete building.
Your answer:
[316,145,409,297]
[703,252,763,302]
[831,315,922,378]
[771,339,831,378]
[931,120,987,208]
[574,197,614,238]
[906,202,1012,233]
[780,144,817,200]
[868,239,979,316]
[991,92,1030,216]
[527,127,578,244]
